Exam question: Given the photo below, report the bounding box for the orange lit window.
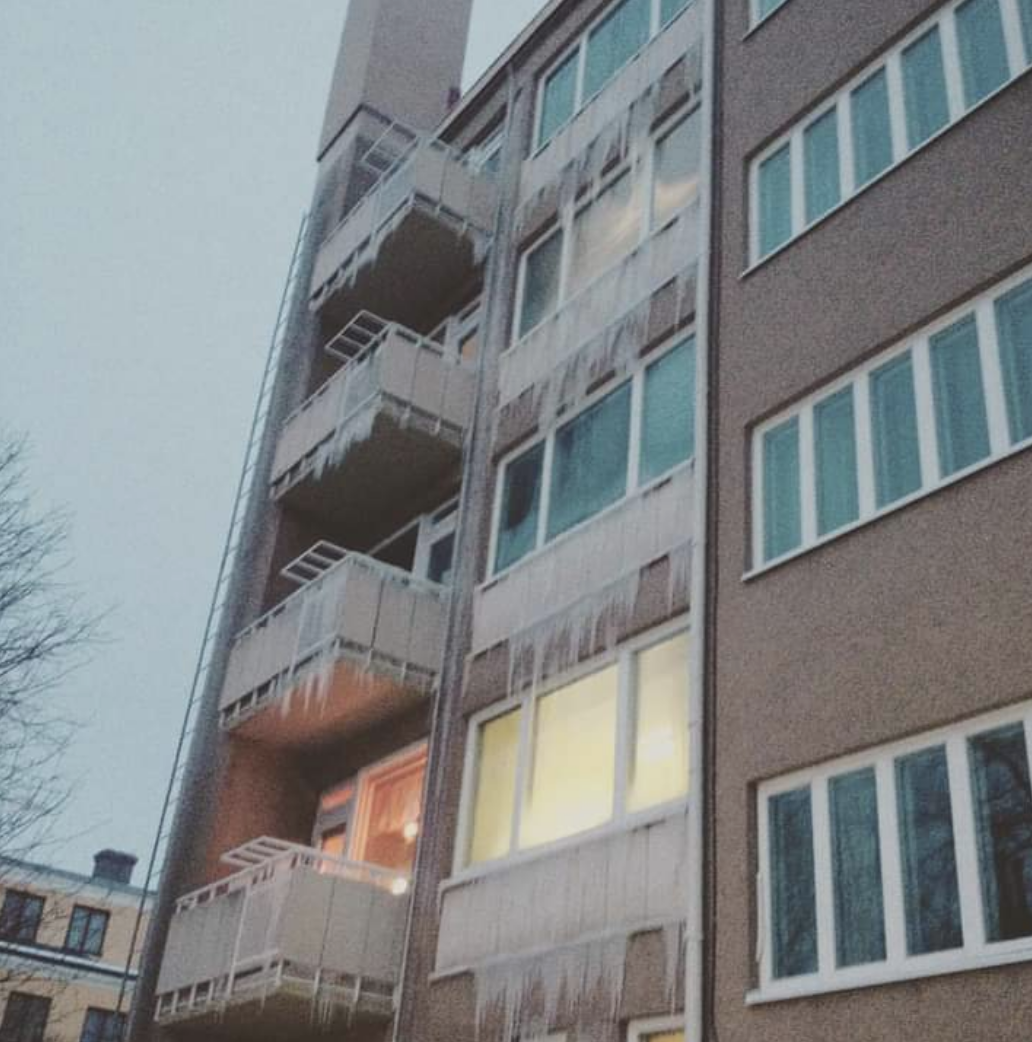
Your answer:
[318,824,348,859]
[351,746,427,873]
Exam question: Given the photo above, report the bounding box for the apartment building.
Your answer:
[0,851,150,1042]
[708,0,1032,1039]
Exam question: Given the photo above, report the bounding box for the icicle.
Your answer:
[662,920,685,1010]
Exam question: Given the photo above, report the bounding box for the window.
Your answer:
[628,1017,685,1042]
[79,1009,125,1042]
[753,266,1032,568]
[493,336,695,574]
[65,905,110,957]
[751,0,790,25]
[750,0,1030,262]
[757,703,1032,1000]
[461,630,688,868]
[571,172,643,295]
[0,891,44,944]
[517,229,563,338]
[0,995,49,1042]
[535,0,693,149]
[652,113,701,228]
[350,746,427,874]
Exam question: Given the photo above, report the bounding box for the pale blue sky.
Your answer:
[0,0,544,878]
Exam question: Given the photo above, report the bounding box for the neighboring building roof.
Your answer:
[0,855,153,906]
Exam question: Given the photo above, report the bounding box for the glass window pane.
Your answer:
[769,787,818,978]
[851,69,894,188]
[762,417,801,561]
[814,386,859,536]
[758,144,792,258]
[495,442,544,572]
[829,768,887,967]
[895,746,964,955]
[757,0,788,18]
[955,0,1010,108]
[930,314,991,477]
[902,27,951,150]
[584,0,651,99]
[518,230,563,338]
[427,532,455,585]
[969,723,1032,942]
[468,709,521,865]
[660,0,689,26]
[547,383,632,539]
[571,172,642,296]
[994,278,1032,444]
[803,108,841,224]
[538,51,578,148]
[640,337,696,484]
[627,633,689,813]
[1020,0,1032,66]
[869,352,923,507]
[520,666,618,848]
[357,754,426,872]
[652,113,701,228]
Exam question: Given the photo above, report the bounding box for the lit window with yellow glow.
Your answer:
[463,628,689,868]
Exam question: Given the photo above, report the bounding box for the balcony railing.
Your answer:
[155,838,409,1030]
[219,551,448,746]
[271,314,474,537]
[309,134,500,327]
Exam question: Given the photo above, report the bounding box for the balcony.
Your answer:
[271,315,475,538]
[219,550,448,747]
[155,838,408,1036]
[309,134,500,328]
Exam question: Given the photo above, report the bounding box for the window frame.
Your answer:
[0,889,45,945]
[79,1008,126,1042]
[750,262,1032,574]
[748,0,1032,267]
[628,1015,685,1042]
[64,904,110,957]
[0,992,51,1042]
[489,333,695,578]
[452,619,689,878]
[754,700,1032,1003]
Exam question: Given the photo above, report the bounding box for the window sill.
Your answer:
[748,937,1032,1005]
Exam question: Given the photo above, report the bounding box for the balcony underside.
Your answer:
[222,647,433,750]
[312,203,485,331]
[273,399,463,540]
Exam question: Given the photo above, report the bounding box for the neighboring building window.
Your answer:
[628,1017,685,1042]
[0,993,51,1042]
[750,0,1032,262]
[64,905,110,957]
[0,890,44,944]
[757,703,1032,999]
[493,336,695,574]
[753,266,1032,568]
[535,0,693,149]
[462,630,689,868]
[79,1009,126,1042]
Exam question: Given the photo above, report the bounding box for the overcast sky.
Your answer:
[1,0,546,879]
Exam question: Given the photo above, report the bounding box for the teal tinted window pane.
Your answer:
[814,386,859,536]
[902,28,950,149]
[803,108,841,224]
[930,315,991,477]
[869,353,922,507]
[830,768,887,968]
[495,443,544,572]
[1020,0,1032,66]
[518,231,562,338]
[762,417,801,561]
[538,52,578,148]
[756,0,788,18]
[896,746,964,955]
[547,383,632,539]
[758,145,792,258]
[995,279,1032,444]
[584,0,651,99]
[640,337,696,483]
[661,0,690,26]
[955,0,1010,108]
[770,787,818,979]
[969,723,1032,942]
[851,69,894,187]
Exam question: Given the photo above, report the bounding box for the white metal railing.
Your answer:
[174,838,410,915]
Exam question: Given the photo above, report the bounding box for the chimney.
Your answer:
[92,850,137,886]
[318,0,476,158]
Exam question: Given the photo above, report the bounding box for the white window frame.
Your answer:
[628,1015,685,1041]
[513,103,701,346]
[452,619,690,878]
[754,700,1032,1004]
[748,0,1032,267]
[533,0,695,152]
[750,261,1032,575]
[488,332,695,578]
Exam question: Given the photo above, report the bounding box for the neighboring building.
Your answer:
[0,851,151,1042]
[130,0,1032,1040]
